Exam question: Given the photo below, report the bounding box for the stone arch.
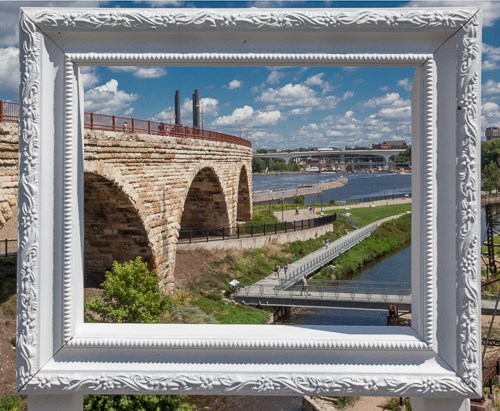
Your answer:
[236,165,251,222]
[179,166,230,234]
[84,172,153,287]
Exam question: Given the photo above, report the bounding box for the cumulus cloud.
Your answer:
[213,105,281,128]
[482,101,500,125]
[362,92,409,109]
[0,47,19,96]
[109,66,167,79]
[256,83,319,107]
[397,78,412,91]
[80,66,100,90]
[227,79,243,90]
[84,79,138,115]
[483,79,500,95]
[266,69,286,85]
[483,43,500,71]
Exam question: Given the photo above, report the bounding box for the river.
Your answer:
[253,172,411,204]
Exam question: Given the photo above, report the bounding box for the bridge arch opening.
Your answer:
[237,165,251,222]
[180,167,230,233]
[84,172,153,288]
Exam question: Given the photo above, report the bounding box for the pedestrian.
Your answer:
[295,206,299,215]
[274,262,281,279]
[284,263,289,277]
[122,121,129,132]
[324,238,329,249]
[300,275,309,295]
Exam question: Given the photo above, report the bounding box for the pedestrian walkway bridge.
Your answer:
[235,280,411,310]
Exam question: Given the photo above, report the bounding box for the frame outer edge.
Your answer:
[17,10,41,390]
[456,11,482,395]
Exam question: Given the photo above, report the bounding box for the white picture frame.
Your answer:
[17,7,482,411]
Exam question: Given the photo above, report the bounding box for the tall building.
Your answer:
[486,126,500,140]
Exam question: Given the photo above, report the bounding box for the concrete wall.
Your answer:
[176,223,333,251]
[0,122,252,291]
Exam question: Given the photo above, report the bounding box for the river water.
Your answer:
[253,172,411,204]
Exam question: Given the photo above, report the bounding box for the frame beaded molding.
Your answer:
[17,7,482,402]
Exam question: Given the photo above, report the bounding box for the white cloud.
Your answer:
[110,66,167,79]
[80,66,100,90]
[482,101,500,125]
[483,79,500,95]
[0,47,19,96]
[345,110,354,119]
[256,83,319,107]
[397,77,412,91]
[407,1,500,27]
[483,43,500,71]
[304,72,333,93]
[227,79,243,90]
[342,91,354,100]
[84,79,138,115]
[180,96,219,118]
[376,106,411,120]
[213,105,281,127]
[362,92,409,109]
[266,69,286,85]
[289,107,312,116]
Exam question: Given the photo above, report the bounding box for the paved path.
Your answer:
[273,197,411,223]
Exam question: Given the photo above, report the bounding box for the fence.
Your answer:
[240,280,411,304]
[1,239,17,257]
[178,213,337,243]
[0,99,251,148]
[335,192,412,205]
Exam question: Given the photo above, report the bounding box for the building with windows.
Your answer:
[486,127,500,140]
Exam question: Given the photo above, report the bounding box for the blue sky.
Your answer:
[0,1,499,149]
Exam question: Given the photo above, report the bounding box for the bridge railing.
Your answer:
[278,222,378,290]
[1,239,17,257]
[0,99,251,148]
[240,280,411,303]
[178,213,337,243]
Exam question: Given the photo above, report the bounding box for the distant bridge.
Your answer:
[254,149,405,171]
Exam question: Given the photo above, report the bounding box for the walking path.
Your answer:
[273,197,411,223]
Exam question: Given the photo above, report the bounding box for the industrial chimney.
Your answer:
[193,89,200,129]
[174,90,181,126]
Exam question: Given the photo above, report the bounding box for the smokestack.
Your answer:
[193,89,200,129]
[175,90,181,126]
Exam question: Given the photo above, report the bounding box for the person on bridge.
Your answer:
[274,262,281,279]
[300,276,309,295]
[284,263,289,277]
[324,238,329,249]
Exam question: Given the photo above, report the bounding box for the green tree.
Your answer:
[483,160,500,192]
[256,148,268,154]
[395,147,411,162]
[481,139,500,170]
[85,257,171,323]
[252,157,267,173]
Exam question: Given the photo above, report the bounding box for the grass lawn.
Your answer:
[325,203,411,227]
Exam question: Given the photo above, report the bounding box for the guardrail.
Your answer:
[277,222,378,289]
[1,239,17,257]
[240,280,411,304]
[178,213,337,243]
[0,99,251,148]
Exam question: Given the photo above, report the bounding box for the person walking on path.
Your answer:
[284,263,289,277]
[274,262,281,279]
[300,275,309,295]
[324,238,329,249]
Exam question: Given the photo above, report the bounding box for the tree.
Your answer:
[481,138,500,170]
[85,257,171,323]
[252,157,267,173]
[483,160,500,193]
[84,394,192,411]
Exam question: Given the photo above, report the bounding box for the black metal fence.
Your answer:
[1,239,17,257]
[179,213,337,243]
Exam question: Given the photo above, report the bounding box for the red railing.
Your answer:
[0,100,252,148]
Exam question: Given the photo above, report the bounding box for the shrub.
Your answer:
[85,257,171,323]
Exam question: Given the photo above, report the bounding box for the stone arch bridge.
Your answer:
[0,117,252,292]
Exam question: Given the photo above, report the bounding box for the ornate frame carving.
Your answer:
[17,6,481,407]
